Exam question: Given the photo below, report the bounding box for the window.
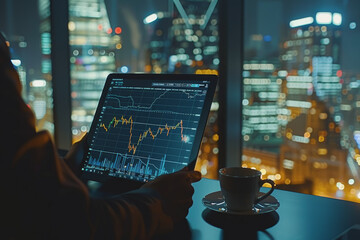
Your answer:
[243,0,360,202]
[69,0,220,178]
[6,0,358,203]
[0,0,54,133]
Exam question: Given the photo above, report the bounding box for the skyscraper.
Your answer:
[145,0,220,178]
[242,60,285,150]
[38,0,54,132]
[68,0,119,142]
[278,13,349,198]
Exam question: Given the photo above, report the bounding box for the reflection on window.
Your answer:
[244,0,360,202]
[69,0,219,179]
[0,0,54,133]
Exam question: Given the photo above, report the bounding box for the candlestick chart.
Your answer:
[82,79,209,181]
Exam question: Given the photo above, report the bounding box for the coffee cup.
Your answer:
[219,167,275,212]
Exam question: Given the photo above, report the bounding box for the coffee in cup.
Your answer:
[219,167,275,212]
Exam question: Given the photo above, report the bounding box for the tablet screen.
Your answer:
[81,74,217,182]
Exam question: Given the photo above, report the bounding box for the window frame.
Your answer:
[50,0,72,150]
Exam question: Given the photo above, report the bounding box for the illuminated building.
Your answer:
[1,0,54,133]
[34,0,54,132]
[145,0,219,74]
[242,61,285,150]
[170,0,219,178]
[68,0,119,141]
[242,11,356,200]
[12,60,27,101]
[341,72,360,150]
[171,0,219,74]
[277,12,349,198]
[144,0,219,178]
[144,11,172,73]
[241,60,289,185]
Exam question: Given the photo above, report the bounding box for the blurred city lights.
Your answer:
[289,17,314,28]
[116,43,122,49]
[144,13,158,24]
[263,35,272,42]
[336,182,345,190]
[333,13,342,26]
[350,22,357,29]
[30,79,46,88]
[68,21,76,31]
[115,27,122,34]
[210,102,219,111]
[316,12,332,24]
[120,66,129,73]
[11,59,21,67]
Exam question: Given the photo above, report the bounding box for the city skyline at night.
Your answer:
[1,0,360,202]
[243,7,360,202]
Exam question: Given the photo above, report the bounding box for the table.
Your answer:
[59,148,360,239]
[171,178,360,240]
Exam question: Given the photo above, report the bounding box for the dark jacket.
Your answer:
[0,33,172,239]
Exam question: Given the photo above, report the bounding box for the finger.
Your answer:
[170,203,191,221]
[167,184,194,200]
[177,182,195,197]
[170,170,201,184]
[174,199,193,211]
[187,171,201,183]
[171,197,193,207]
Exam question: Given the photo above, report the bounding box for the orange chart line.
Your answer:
[100,116,185,154]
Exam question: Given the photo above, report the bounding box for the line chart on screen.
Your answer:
[82,78,209,181]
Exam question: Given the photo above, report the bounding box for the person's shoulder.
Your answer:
[17,130,53,152]
[13,130,56,164]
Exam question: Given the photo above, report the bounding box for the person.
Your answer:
[0,32,201,239]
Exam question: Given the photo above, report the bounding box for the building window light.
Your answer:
[144,13,158,24]
[289,17,314,28]
[316,12,332,25]
[333,13,342,26]
[30,80,46,88]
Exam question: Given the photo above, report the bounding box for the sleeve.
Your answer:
[7,131,173,240]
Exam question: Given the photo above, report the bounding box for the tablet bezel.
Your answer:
[80,73,218,187]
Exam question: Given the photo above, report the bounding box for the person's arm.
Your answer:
[11,132,200,239]
[63,133,88,176]
[1,32,201,238]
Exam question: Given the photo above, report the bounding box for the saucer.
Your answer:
[202,191,280,215]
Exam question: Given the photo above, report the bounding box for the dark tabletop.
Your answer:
[173,178,360,240]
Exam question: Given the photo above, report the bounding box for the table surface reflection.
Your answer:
[178,178,360,240]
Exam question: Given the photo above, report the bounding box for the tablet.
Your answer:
[80,73,218,185]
